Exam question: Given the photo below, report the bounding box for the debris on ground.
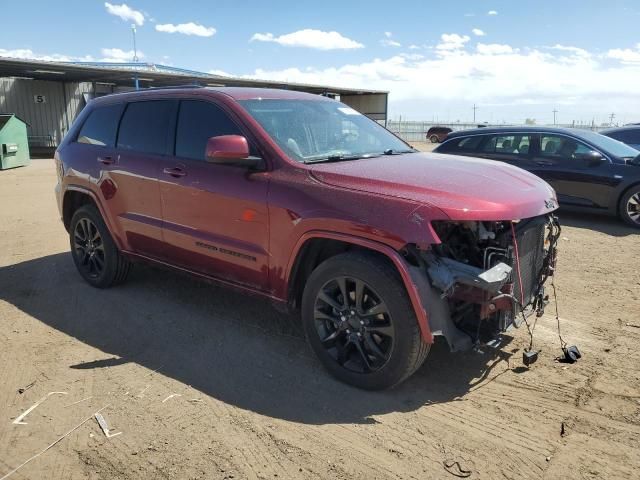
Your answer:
[12,392,68,425]
[1,406,108,480]
[443,459,472,478]
[162,394,182,403]
[94,412,122,439]
[17,381,35,394]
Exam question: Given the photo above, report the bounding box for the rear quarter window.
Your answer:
[77,104,124,147]
[438,135,483,153]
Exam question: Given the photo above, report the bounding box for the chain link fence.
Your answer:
[386,120,609,143]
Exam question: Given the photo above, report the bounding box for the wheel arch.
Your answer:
[285,231,433,343]
[616,181,640,215]
[62,186,121,248]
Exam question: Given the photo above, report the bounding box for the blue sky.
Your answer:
[2,0,640,123]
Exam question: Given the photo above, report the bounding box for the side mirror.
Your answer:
[205,135,263,169]
[576,150,605,167]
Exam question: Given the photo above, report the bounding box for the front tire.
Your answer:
[619,187,640,228]
[430,134,439,143]
[69,204,131,288]
[301,252,430,390]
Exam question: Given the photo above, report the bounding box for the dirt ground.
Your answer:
[0,156,639,480]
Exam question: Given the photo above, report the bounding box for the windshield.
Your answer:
[577,130,640,158]
[238,99,413,162]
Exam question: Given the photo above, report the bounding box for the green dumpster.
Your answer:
[0,114,31,170]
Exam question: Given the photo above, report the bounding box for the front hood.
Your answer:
[310,152,558,221]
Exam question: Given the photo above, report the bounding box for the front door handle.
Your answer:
[163,167,187,178]
[98,156,114,165]
[535,160,553,166]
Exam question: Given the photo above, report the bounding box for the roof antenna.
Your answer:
[132,24,139,90]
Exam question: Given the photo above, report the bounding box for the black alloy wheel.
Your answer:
[73,217,105,279]
[69,204,131,288]
[313,276,395,373]
[301,252,430,390]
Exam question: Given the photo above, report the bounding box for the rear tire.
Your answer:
[430,134,439,143]
[301,252,430,390]
[69,204,131,288]
[619,186,640,228]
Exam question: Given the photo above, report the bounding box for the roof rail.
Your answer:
[137,85,206,91]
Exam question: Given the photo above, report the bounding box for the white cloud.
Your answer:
[550,44,591,58]
[472,28,485,36]
[408,44,421,50]
[104,2,144,26]
[238,40,640,121]
[100,47,144,62]
[208,69,231,77]
[476,43,515,55]
[250,29,364,50]
[155,22,216,37]
[381,31,401,47]
[488,10,498,15]
[607,44,640,64]
[381,39,402,47]
[436,33,470,52]
[0,48,93,62]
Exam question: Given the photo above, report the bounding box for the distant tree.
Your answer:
[525,118,536,125]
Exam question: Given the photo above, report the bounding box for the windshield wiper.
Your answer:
[305,153,381,164]
[383,148,417,155]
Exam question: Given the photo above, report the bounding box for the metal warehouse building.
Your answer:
[0,57,388,155]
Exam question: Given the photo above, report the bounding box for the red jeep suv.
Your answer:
[55,87,560,389]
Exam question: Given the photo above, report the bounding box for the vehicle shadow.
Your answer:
[0,253,517,425]
[558,210,638,237]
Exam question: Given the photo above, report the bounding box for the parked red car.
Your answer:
[55,87,559,389]
[426,126,453,143]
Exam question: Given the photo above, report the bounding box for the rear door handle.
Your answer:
[98,156,114,165]
[535,160,553,166]
[163,167,187,178]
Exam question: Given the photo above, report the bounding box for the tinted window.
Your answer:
[540,135,592,160]
[607,129,640,144]
[77,104,124,147]
[481,134,532,155]
[574,130,638,157]
[439,135,483,153]
[175,101,243,161]
[117,101,175,155]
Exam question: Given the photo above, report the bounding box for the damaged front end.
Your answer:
[408,214,560,351]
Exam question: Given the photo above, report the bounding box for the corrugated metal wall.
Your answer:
[0,78,94,147]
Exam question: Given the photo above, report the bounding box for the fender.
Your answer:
[285,231,434,343]
[63,184,125,250]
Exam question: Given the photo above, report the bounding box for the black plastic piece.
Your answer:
[523,349,539,366]
[562,345,582,363]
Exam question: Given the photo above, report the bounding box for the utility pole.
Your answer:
[132,24,139,90]
[609,112,616,126]
[472,104,478,123]
[552,108,558,126]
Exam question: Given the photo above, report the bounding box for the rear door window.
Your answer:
[481,134,532,155]
[117,101,176,155]
[175,100,243,161]
[77,104,124,147]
